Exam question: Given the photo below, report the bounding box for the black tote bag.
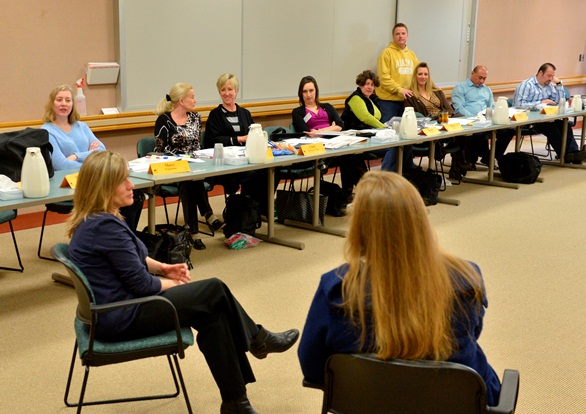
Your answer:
[0,128,54,182]
[275,189,327,226]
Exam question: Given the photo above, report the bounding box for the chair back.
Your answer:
[0,209,17,223]
[323,354,488,414]
[264,125,291,141]
[137,137,156,158]
[51,243,95,324]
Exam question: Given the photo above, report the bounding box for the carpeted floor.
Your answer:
[0,135,584,413]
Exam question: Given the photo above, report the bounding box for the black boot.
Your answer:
[250,326,300,359]
[220,394,258,414]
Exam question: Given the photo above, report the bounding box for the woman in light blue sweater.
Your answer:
[40,84,143,230]
[41,85,106,171]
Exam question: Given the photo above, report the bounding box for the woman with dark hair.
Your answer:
[68,150,299,414]
[291,76,343,136]
[292,76,365,200]
[298,170,502,407]
[341,70,386,130]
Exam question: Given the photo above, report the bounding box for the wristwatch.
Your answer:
[556,81,563,86]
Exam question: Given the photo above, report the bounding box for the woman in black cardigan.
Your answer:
[205,73,270,212]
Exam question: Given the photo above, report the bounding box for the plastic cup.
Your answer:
[213,143,224,165]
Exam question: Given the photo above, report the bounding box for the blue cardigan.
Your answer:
[298,263,502,406]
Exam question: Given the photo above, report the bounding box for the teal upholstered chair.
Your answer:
[271,124,325,191]
[0,209,24,272]
[137,136,217,236]
[309,353,519,414]
[51,243,194,413]
[137,137,182,225]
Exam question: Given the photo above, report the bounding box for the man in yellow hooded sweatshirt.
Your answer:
[376,22,419,171]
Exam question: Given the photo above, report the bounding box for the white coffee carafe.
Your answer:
[399,107,418,139]
[572,95,583,112]
[492,96,509,125]
[245,123,269,163]
[21,147,50,198]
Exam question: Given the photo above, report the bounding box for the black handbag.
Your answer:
[275,189,327,226]
[0,128,54,182]
[135,224,193,269]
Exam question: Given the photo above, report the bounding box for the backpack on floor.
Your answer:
[404,169,441,206]
[499,152,541,184]
[317,180,347,217]
[222,194,261,238]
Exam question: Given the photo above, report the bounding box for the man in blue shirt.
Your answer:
[513,62,585,163]
[452,65,513,167]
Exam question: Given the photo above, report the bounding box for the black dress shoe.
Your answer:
[220,395,258,414]
[192,238,206,250]
[250,326,300,359]
[206,214,225,232]
[208,219,225,232]
[565,150,586,163]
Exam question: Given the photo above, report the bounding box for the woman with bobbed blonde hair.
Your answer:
[298,170,502,406]
[204,73,269,210]
[205,73,253,148]
[68,150,299,414]
[154,82,224,250]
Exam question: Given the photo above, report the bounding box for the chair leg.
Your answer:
[172,354,193,414]
[37,209,57,261]
[162,197,170,224]
[0,219,24,272]
[64,345,191,411]
[64,341,80,409]
[174,199,182,226]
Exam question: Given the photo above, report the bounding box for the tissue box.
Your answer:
[0,189,24,200]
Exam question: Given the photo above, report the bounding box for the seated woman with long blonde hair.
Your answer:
[298,170,501,406]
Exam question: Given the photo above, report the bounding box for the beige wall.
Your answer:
[1,1,585,124]
[0,1,116,123]
[475,0,586,83]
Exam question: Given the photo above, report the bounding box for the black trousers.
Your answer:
[119,278,259,401]
[179,180,213,233]
[467,129,514,163]
[327,155,368,191]
[533,119,578,157]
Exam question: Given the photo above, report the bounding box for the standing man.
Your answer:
[513,62,586,163]
[376,23,418,172]
[452,65,514,167]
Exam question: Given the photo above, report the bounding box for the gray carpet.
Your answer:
[0,136,584,413]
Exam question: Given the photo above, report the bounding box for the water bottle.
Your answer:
[558,97,566,115]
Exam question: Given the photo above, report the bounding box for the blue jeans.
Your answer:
[378,100,415,172]
[378,100,404,123]
[380,146,415,172]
